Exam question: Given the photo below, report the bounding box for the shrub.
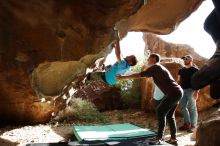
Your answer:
[116,78,141,108]
[54,98,108,123]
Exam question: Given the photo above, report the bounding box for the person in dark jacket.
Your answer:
[117,53,183,145]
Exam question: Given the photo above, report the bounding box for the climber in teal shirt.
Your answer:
[105,60,130,85]
[87,30,137,85]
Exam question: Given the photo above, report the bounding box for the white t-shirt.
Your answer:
[153,85,164,100]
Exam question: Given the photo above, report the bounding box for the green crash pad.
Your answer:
[72,123,157,142]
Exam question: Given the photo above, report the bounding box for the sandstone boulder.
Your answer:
[73,80,124,111]
[196,109,220,146]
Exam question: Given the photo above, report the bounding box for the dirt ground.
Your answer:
[0,106,218,146]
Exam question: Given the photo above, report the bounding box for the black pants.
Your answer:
[155,95,182,139]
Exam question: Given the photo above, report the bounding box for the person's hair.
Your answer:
[149,53,161,62]
[129,55,137,66]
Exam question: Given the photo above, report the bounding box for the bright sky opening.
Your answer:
[105,32,145,65]
[160,0,215,59]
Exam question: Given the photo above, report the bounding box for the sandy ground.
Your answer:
[0,106,218,146]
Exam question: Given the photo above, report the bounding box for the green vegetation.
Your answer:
[116,79,141,108]
[115,62,143,108]
[55,98,109,123]
[69,98,108,123]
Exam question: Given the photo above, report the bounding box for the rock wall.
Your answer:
[0,70,55,123]
[196,109,220,146]
[32,61,87,96]
[143,33,205,67]
[73,81,124,111]
[0,0,143,123]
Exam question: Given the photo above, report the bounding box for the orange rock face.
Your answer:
[0,0,143,123]
[196,109,220,146]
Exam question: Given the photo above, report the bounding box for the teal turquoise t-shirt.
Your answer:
[105,60,130,85]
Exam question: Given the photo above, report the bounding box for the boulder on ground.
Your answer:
[196,109,220,146]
